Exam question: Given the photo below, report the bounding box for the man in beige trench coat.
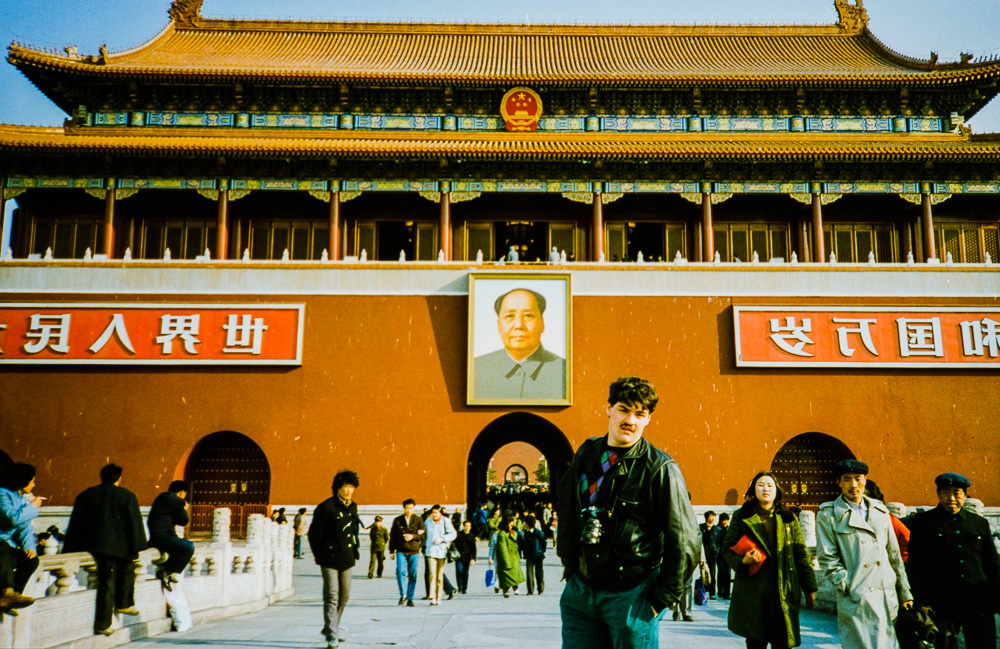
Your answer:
[816,460,912,649]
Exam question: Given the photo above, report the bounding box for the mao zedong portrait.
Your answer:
[474,288,566,400]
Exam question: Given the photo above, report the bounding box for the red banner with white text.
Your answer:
[734,306,1000,368]
[0,303,304,365]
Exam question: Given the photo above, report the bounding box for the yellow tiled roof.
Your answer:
[9,18,1000,85]
[2,125,997,161]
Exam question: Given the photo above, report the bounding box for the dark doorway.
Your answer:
[184,431,271,537]
[770,432,854,513]
[467,413,573,514]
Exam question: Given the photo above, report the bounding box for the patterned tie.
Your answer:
[580,449,619,506]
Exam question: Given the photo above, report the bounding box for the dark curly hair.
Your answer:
[332,469,360,493]
[607,376,658,413]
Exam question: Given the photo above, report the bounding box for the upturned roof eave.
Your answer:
[11,52,1000,88]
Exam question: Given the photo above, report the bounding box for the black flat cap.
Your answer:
[934,473,971,489]
[834,459,869,477]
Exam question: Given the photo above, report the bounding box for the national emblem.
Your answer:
[500,87,543,132]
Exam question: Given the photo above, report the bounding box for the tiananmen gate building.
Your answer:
[1,0,998,523]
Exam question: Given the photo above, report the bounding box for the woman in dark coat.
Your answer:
[723,471,818,649]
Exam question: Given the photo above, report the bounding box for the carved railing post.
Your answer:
[213,507,232,544]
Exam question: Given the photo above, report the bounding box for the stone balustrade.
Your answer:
[1,508,294,649]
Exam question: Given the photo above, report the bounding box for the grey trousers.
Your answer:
[321,566,352,641]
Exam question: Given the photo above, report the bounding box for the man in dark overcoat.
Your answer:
[147,480,193,590]
[64,463,147,636]
[907,473,1000,649]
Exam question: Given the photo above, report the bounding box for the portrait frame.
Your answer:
[467,272,572,406]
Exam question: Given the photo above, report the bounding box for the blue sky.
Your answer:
[2,0,1000,129]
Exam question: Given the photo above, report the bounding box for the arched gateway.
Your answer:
[769,432,855,512]
[467,413,573,510]
[184,431,271,537]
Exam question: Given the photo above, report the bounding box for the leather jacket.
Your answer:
[557,435,700,611]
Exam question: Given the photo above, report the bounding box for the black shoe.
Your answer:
[156,569,173,591]
[447,592,454,600]
[406,600,414,607]
[421,596,431,600]
[398,597,406,606]
[683,615,695,622]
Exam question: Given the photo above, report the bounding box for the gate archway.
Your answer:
[769,432,854,513]
[467,413,573,511]
[184,431,270,537]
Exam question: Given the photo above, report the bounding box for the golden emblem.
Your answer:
[501,87,543,132]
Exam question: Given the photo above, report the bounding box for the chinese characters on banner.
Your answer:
[0,304,304,365]
[734,307,1000,368]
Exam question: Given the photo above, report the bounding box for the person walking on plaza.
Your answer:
[64,463,147,636]
[906,473,1000,649]
[817,460,911,649]
[389,498,424,607]
[700,510,724,600]
[723,472,817,649]
[522,514,546,595]
[472,503,489,540]
[453,519,477,594]
[490,515,525,597]
[424,504,457,605]
[557,376,700,649]
[308,470,360,649]
[717,512,733,599]
[147,480,194,592]
[293,508,307,559]
[367,516,389,578]
[0,463,42,598]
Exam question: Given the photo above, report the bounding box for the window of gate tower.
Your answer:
[354,220,437,261]
[605,222,685,262]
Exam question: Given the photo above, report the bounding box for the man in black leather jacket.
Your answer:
[557,376,700,649]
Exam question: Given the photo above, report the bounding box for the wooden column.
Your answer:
[592,193,604,261]
[921,190,937,260]
[811,192,825,263]
[102,180,116,258]
[701,191,714,262]
[329,192,341,260]
[216,186,229,260]
[439,191,451,261]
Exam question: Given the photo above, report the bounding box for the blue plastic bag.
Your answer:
[694,578,708,606]
[485,568,496,587]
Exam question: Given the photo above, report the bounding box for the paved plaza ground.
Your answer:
[128,543,845,649]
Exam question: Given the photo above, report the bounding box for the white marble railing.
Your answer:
[1,509,294,649]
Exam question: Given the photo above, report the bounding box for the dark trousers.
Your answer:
[525,557,544,594]
[949,612,997,649]
[293,535,303,559]
[151,536,195,575]
[454,559,471,592]
[368,549,385,577]
[10,548,39,594]
[94,554,136,631]
[0,543,13,592]
[717,558,732,598]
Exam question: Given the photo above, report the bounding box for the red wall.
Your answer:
[1,293,997,507]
